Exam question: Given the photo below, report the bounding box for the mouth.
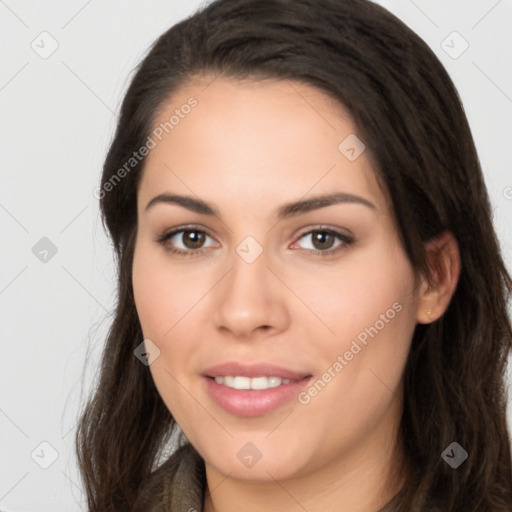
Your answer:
[202,362,312,417]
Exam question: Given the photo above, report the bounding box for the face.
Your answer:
[132,77,420,483]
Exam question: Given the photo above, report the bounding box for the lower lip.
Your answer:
[203,376,312,417]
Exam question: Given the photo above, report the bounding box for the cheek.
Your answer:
[133,242,194,339]
[132,259,167,339]
[297,243,417,405]
[292,246,416,349]
[132,243,198,417]
[291,254,416,457]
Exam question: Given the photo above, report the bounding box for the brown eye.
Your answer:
[181,230,206,249]
[292,228,354,256]
[156,226,218,257]
[310,230,336,251]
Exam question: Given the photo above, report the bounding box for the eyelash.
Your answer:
[155,224,354,258]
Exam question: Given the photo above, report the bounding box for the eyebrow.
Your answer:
[145,191,376,219]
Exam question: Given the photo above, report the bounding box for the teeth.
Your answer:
[214,375,294,390]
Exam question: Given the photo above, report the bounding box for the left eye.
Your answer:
[292,228,352,254]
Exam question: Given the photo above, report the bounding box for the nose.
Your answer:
[213,246,290,341]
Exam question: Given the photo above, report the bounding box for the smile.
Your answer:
[213,375,295,390]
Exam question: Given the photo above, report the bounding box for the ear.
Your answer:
[416,230,461,325]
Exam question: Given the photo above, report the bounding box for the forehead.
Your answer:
[138,77,387,216]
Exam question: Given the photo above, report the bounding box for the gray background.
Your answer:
[1,0,511,510]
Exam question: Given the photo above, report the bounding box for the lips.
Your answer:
[202,361,312,417]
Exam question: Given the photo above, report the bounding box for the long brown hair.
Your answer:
[76,0,512,509]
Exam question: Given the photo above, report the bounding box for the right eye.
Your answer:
[156,226,219,257]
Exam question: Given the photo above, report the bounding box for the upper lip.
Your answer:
[202,362,311,381]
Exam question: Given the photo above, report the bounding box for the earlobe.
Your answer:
[416,231,461,325]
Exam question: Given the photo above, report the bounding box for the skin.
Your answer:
[132,77,460,512]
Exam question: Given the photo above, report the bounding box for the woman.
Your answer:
[76,0,512,510]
